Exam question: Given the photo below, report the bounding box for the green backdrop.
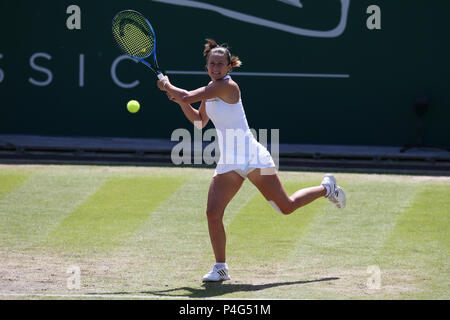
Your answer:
[0,0,448,147]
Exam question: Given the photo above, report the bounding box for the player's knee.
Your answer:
[206,208,223,223]
[268,200,293,215]
[280,205,295,215]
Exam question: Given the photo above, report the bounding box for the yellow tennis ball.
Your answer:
[127,100,140,113]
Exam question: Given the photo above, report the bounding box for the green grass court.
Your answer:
[0,165,448,299]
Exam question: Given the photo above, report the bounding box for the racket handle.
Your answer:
[157,73,164,80]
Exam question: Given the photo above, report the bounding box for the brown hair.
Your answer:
[203,38,242,68]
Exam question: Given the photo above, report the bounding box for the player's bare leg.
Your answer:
[202,171,244,281]
[247,169,343,214]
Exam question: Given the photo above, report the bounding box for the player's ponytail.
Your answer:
[230,55,242,68]
[203,38,242,68]
[203,38,219,57]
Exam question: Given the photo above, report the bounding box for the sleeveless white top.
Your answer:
[205,75,275,175]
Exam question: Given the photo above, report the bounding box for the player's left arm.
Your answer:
[158,77,230,104]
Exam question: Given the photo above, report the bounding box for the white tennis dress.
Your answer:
[205,75,276,178]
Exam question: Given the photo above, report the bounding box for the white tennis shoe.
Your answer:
[202,264,230,282]
[321,174,346,209]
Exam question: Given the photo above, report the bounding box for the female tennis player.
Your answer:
[157,39,346,282]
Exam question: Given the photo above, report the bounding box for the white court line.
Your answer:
[165,70,350,78]
[0,293,295,300]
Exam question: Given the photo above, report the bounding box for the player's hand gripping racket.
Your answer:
[112,10,164,79]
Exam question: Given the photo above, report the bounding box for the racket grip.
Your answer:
[157,73,165,80]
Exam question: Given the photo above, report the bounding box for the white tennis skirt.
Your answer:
[213,134,276,179]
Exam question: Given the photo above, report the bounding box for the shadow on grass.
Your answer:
[93,277,339,298]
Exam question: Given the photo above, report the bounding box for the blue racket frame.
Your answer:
[114,10,164,80]
[137,17,164,79]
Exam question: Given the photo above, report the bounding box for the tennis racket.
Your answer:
[112,10,164,80]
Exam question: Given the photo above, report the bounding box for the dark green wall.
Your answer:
[0,0,448,147]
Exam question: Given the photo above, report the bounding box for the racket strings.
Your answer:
[112,11,155,58]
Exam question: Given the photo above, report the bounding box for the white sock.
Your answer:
[215,262,227,269]
[322,183,331,198]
